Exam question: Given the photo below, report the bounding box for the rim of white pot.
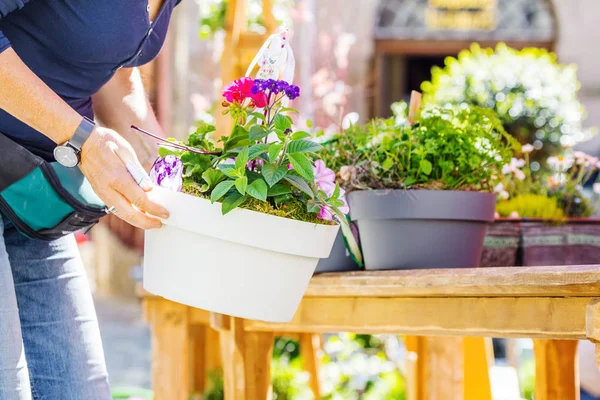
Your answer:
[148,186,339,258]
[347,189,496,222]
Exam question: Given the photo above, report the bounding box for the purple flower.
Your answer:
[150,155,183,192]
[251,79,301,100]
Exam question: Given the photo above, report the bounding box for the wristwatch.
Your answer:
[54,116,96,168]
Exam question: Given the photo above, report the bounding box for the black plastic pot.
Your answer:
[347,190,496,270]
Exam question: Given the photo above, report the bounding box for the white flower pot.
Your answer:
[143,186,339,322]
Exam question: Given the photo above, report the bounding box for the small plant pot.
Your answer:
[347,190,496,270]
[314,226,360,273]
[521,219,600,266]
[480,220,522,267]
[143,187,339,322]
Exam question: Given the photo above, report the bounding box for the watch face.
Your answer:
[54,145,79,168]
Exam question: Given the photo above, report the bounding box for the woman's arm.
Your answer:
[92,67,163,171]
[0,48,168,229]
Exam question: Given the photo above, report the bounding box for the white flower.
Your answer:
[494,183,505,193]
[498,191,509,200]
[594,183,600,194]
[547,155,574,171]
[509,211,520,219]
[514,169,526,181]
[521,144,535,154]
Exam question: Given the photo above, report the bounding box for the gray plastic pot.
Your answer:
[315,228,360,273]
[347,190,496,270]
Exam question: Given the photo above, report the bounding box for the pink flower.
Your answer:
[317,206,334,221]
[222,77,255,104]
[251,91,268,108]
[313,159,336,196]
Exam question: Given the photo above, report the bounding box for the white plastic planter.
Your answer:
[144,186,339,322]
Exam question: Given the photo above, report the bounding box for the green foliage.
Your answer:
[496,194,565,220]
[519,359,535,400]
[320,104,515,192]
[202,370,225,400]
[171,100,342,222]
[421,43,594,160]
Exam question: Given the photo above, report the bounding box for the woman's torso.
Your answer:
[0,0,180,160]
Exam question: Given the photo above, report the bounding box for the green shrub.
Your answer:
[320,104,516,192]
[421,43,593,160]
[496,194,565,220]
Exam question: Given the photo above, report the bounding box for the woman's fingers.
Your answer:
[112,167,168,219]
[104,190,162,230]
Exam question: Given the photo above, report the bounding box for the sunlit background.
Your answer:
[91,1,600,399]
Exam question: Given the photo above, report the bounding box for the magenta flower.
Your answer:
[313,159,336,196]
[150,155,183,192]
[222,77,255,104]
[317,188,350,221]
[222,77,268,108]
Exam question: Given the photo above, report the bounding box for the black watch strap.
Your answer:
[69,116,95,151]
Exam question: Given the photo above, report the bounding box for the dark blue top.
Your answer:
[0,0,181,160]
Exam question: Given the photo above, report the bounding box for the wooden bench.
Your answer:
[142,265,600,400]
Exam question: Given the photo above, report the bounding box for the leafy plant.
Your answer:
[147,77,349,227]
[320,103,516,192]
[496,194,565,220]
[421,43,595,161]
[496,146,600,218]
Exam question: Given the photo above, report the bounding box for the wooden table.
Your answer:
[142,265,600,400]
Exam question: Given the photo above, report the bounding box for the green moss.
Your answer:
[182,185,335,226]
[496,194,566,220]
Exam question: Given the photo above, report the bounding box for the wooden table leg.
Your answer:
[300,333,322,398]
[190,324,222,395]
[143,299,191,400]
[533,339,579,400]
[215,315,274,400]
[405,336,467,400]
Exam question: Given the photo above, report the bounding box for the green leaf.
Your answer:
[249,125,269,141]
[249,112,266,122]
[291,131,311,140]
[211,180,235,203]
[267,183,292,197]
[235,176,248,195]
[306,119,313,128]
[331,184,341,201]
[288,153,314,181]
[306,200,321,213]
[221,193,247,215]
[235,148,249,171]
[158,145,182,158]
[382,157,395,171]
[246,179,268,201]
[223,125,249,152]
[262,163,288,186]
[248,143,269,159]
[202,169,226,189]
[268,143,284,163]
[420,159,433,175]
[218,164,239,179]
[284,175,314,199]
[274,194,292,207]
[273,113,292,132]
[280,107,299,114]
[287,139,322,154]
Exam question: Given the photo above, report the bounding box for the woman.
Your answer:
[0,1,178,398]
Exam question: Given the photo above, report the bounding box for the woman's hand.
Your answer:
[80,127,169,229]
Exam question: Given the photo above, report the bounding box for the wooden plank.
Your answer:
[145,300,191,400]
[464,337,492,400]
[244,297,592,338]
[304,266,600,298]
[300,334,322,399]
[218,317,273,400]
[534,339,579,400]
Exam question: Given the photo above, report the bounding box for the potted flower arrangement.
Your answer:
[319,102,516,270]
[139,76,355,322]
[421,43,595,162]
[489,147,600,267]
